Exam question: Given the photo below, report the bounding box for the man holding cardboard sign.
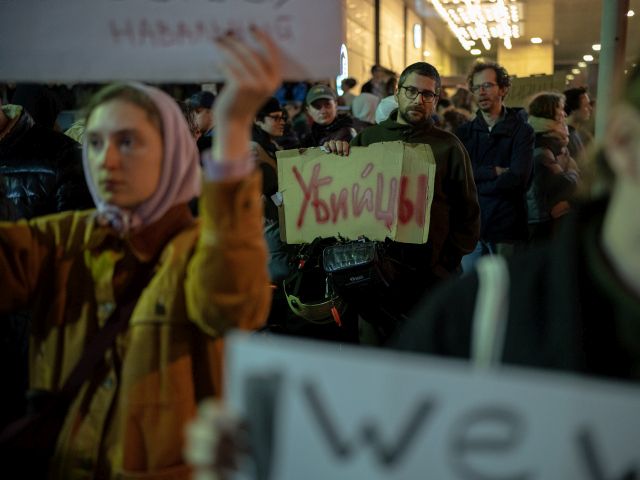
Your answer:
[322,62,480,341]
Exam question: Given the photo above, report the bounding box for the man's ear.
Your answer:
[604,104,640,181]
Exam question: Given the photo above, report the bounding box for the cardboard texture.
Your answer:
[276,141,436,244]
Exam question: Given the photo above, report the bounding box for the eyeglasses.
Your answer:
[470,82,498,93]
[266,113,287,122]
[400,86,438,103]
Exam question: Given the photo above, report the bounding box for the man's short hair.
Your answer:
[398,62,442,93]
[467,62,511,90]
[342,78,357,89]
[563,87,588,116]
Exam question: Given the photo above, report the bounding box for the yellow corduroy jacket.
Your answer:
[0,172,271,479]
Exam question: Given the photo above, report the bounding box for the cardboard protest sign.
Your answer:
[276,141,437,244]
[0,0,343,82]
[226,333,640,480]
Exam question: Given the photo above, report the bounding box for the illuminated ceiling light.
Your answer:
[413,24,422,49]
[578,61,587,68]
[592,44,601,51]
[470,49,482,55]
[566,74,575,80]
[423,50,432,57]
[530,37,542,44]
[572,68,581,74]
[628,10,635,17]
[430,0,521,52]
[583,54,594,62]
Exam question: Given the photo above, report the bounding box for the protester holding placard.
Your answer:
[324,61,480,344]
[0,28,278,478]
[391,63,640,382]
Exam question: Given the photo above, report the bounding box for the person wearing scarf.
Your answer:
[526,92,580,242]
[0,28,279,479]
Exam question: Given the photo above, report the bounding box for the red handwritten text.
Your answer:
[292,162,429,231]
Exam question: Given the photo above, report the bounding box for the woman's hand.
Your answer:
[213,27,283,162]
[184,399,250,480]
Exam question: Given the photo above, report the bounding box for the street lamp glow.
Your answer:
[530,37,543,44]
[578,61,587,68]
[583,54,594,62]
[592,44,601,51]
[470,49,482,55]
[572,68,581,75]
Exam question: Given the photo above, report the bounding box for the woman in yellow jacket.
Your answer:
[0,29,280,478]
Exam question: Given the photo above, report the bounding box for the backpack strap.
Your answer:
[471,255,510,369]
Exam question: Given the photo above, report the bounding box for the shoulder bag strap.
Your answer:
[58,263,156,402]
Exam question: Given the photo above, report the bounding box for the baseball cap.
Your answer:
[306,84,337,105]
[188,91,216,109]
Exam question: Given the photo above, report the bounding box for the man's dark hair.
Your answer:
[467,61,511,90]
[398,62,442,93]
[342,78,357,89]
[563,87,588,116]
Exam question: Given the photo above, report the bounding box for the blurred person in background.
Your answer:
[299,84,356,147]
[564,87,594,161]
[350,92,380,132]
[451,86,475,115]
[339,77,357,107]
[526,92,580,242]
[188,90,216,153]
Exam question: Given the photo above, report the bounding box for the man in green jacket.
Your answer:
[324,62,480,341]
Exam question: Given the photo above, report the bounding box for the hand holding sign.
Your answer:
[322,139,351,157]
[213,27,283,162]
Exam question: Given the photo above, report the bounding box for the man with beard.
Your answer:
[323,62,480,343]
[456,62,535,272]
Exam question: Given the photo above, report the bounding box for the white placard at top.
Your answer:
[0,0,343,82]
[226,333,640,480]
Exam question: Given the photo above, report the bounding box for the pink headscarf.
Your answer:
[83,83,201,233]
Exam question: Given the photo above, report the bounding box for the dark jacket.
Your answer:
[300,114,356,147]
[456,107,535,242]
[390,199,640,382]
[351,110,480,301]
[0,105,93,218]
[526,133,579,224]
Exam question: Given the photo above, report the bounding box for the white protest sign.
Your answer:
[277,142,437,244]
[0,0,343,82]
[226,333,640,480]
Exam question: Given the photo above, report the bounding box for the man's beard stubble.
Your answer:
[399,106,430,126]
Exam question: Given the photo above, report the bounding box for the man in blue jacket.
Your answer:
[456,62,535,272]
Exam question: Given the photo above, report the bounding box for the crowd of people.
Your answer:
[0,28,636,479]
